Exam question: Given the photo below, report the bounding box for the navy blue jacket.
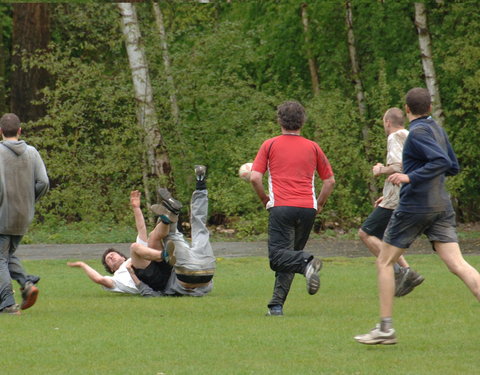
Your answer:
[398,116,459,213]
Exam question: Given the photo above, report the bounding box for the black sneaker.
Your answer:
[305,258,323,295]
[266,305,283,316]
[157,188,182,215]
[395,267,425,297]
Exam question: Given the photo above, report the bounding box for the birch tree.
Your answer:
[414,2,444,126]
[117,2,174,205]
[301,3,320,96]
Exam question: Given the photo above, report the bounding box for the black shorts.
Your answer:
[133,261,173,292]
[361,206,394,240]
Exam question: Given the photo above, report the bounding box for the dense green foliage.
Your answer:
[3,255,480,374]
[1,1,479,236]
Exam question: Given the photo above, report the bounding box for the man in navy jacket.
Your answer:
[355,87,480,345]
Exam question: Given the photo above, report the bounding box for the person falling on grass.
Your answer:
[0,113,49,315]
[68,166,216,297]
[355,88,480,345]
[128,165,216,297]
[67,190,167,295]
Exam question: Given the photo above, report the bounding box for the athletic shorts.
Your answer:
[133,261,173,292]
[361,206,393,240]
[383,210,458,249]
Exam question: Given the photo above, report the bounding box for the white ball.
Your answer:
[238,162,253,182]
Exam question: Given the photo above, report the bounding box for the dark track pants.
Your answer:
[267,206,316,308]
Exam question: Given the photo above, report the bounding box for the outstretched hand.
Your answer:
[67,261,85,268]
[130,190,141,209]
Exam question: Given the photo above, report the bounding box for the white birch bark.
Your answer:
[301,3,320,96]
[414,2,444,125]
[117,2,173,196]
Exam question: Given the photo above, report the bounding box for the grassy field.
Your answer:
[2,255,480,375]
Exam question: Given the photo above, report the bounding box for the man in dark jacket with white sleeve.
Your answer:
[0,113,49,315]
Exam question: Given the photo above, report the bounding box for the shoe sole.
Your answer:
[21,286,39,310]
[396,275,425,297]
[355,337,397,345]
[306,259,323,295]
[158,189,183,212]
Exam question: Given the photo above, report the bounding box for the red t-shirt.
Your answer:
[252,134,333,209]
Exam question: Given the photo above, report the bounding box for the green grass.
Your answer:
[2,255,480,374]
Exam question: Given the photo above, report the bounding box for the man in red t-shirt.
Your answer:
[250,101,335,316]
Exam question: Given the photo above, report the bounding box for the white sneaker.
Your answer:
[305,258,322,295]
[354,324,397,345]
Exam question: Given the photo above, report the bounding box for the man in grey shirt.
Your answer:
[0,113,49,315]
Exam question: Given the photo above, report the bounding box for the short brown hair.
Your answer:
[406,88,431,116]
[101,248,127,274]
[384,107,405,128]
[277,101,306,131]
[0,113,21,137]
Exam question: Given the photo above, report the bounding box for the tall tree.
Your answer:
[11,3,50,122]
[152,1,180,127]
[301,3,320,96]
[117,2,174,206]
[414,2,444,125]
[345,0,376,199]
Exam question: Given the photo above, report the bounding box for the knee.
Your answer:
[358,228,367,241]
[130,243,140,256]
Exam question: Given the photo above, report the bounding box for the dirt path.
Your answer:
[17,238,480,261]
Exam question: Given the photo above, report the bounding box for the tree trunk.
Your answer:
[117,2,174,201]
[345,1,367,119]
[11,3,50,122]
[414,2,444,126]
[345,1,377,199]
[152,2,180,127]
[301,3,320,96]
[0,24,7,114]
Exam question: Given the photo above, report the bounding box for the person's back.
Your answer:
[257,135,331,209]
[0,140,48,235]
[398,116,459,213]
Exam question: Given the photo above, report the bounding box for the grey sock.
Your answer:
[380,317,393,332]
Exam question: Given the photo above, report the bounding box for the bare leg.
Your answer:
[376,242,405,318]
[147,221,169,250]
[130,243,162,270]
[359,229,410,268]
[435,242,480,301]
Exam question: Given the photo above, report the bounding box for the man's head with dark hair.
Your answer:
[405,88,431,116]
[277,101,306,131]
[0,113,21,138]
[102,248,127,274]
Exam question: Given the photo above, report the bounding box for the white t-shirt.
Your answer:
[103,259,139,294]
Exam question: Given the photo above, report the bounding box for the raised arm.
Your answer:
[67,261,114,289]
[130,190,148,243]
